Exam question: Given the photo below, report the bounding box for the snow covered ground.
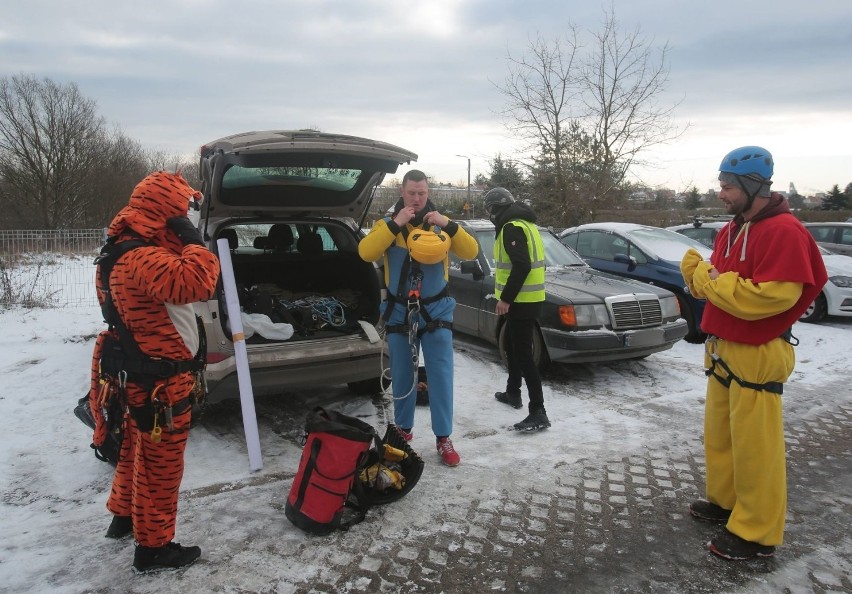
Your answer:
[0,305,850,593]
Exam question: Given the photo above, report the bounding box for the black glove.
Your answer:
[166,216,205,247]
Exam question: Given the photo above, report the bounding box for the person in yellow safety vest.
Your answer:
[358,169,478,467]
[483,187,549,432]
[681,146,827,561]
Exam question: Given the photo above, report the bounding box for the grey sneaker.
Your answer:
[513,411,551,431]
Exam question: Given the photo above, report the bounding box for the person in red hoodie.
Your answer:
[680,146,827,560]
[89,171,220,573]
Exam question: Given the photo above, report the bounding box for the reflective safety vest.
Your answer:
[494,219,545,303]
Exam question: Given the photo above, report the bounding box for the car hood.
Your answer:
[199,130,417,220]
[822,253,852,277]
[545,265,674,300]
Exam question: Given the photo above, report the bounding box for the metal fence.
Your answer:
[0,229,105,308]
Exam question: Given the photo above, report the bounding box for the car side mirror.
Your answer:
[613,253,637,272]
[460,259,484,280]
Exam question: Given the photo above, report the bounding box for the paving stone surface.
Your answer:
[180,378,851,593]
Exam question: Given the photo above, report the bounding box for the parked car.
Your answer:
[800,245,852,323]
[194,130,417,402]
[448,219,688,369]
[559,223,712,344]
[804,222,852,256]
[666,219,729,248]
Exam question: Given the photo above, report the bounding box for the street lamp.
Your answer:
[456,154,472,218]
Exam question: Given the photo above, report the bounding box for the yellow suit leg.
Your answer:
[702,338,794,546]
[702,361,735,510]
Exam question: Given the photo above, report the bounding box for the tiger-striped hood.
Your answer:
[108,171,202,251]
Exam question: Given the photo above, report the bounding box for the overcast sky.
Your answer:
[2,0,851,195]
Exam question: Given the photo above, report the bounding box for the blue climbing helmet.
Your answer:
[719,146,774,204]
[719,146,774,182]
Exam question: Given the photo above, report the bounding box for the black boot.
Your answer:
[513,409,551,432]
[132,542,201,573]
[105,515,132,539]
[495,391,523,409]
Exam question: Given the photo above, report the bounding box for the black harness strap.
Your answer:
[96,235,205,389]
[703,328,797,395]
[379,218,451,335]
[100,354,203,379]
[385,318,453,336]
[705,355,784,395]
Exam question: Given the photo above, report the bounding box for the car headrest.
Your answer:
[297,231,323,255]
[219,228,238,250]
[268,224,294,251]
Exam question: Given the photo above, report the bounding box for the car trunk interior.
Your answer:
[215,223,382,344]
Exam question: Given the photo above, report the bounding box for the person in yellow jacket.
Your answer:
[483,188,549,431]
[680,146,827,560]
[359,170,478,466]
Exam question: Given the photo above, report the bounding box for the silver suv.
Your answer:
[193,130,417,403]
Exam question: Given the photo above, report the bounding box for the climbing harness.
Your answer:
[85,235,206,462]
[96,235,206,390]
[703,334,795,395]
[379,219,453,402]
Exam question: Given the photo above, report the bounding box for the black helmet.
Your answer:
[483,187,514,214]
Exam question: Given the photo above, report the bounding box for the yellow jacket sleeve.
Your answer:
[692,264,803,321]
[680,248,705,297]
[448,223,479,260]
[358,219,398,263]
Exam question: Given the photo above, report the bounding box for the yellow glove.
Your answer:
[680,248,704,283]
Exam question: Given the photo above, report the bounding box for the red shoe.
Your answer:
[436,437,460,467]
[396,427,413,442]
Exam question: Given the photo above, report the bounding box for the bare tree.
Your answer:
[496,9,682,226]
[83,128,149,227]
[0,75,107,228]
[498,29,581,221]
[582,11,681,205]
[0,75,165,229]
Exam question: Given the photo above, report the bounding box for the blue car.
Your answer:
[559,222,712,343]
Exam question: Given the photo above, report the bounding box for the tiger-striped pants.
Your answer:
[106,390,192,548]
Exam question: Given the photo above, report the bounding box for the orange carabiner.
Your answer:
[97,381,111,407]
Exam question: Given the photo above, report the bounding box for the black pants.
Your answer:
[504,313,544,412]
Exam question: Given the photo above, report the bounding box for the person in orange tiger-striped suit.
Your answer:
[89,171,219,573]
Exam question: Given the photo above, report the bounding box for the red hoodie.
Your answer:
[701,193,828,344]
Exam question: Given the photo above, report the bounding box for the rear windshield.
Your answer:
[222,165,362,191]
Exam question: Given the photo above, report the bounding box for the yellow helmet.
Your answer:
[407,228,451,264]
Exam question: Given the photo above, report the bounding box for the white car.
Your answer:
[666,220,728,249]
[801,246,852,323]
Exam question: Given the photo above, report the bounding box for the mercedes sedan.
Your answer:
[449,220,689,369]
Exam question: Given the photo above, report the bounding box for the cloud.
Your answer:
[2,0,851,191]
